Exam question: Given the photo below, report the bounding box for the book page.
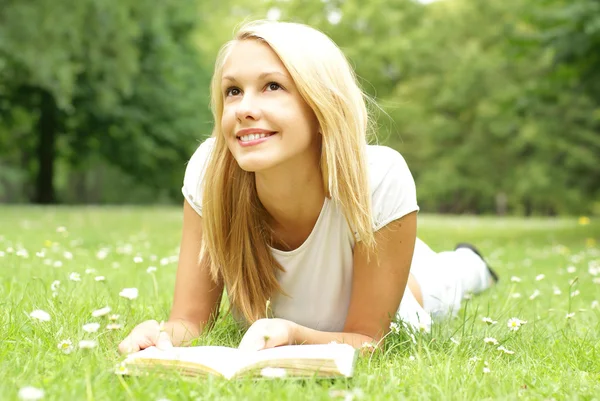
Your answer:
[237,343,357,378]
[125,346,250,378]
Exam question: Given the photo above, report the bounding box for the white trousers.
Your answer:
[397,238,493,331]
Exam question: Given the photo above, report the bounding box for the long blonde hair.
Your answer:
[201,20,376,323]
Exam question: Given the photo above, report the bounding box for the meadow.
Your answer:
[1,206,598,400]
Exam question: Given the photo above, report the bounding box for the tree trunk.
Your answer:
[34,90,58,204]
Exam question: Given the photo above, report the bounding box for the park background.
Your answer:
[1,0,599,216]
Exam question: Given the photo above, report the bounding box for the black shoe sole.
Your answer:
[455,242,499,283]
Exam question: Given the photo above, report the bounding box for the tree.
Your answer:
[0,0,210,203]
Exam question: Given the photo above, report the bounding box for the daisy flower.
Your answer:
[133,256,143,264]
[94,276,105,282]
[507,317,527,332]
[57,339,74,354]
[91,306,111,318]
[79,340,98,349]
[114,362,129,376]
[18,386,44,400]
[108,314,120,321]
[119,288,139,300]
[529,290,540,300]
[146,266,157,274]
[565,312,575,319]
[450,337,460,345]
[497,345,514,355]
[107,323,122,330]
[535,274,545,281]
[482,317,498,325]
[50,280,60,292]
[29,310,51,322]
[484,337,498,345]
[389,322,400,334]
[510,276,522,283]
[83,323,100,333]
[68,272,81,282]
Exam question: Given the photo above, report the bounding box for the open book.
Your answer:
[119,343,357,380]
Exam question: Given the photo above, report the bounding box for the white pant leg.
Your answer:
[409,238,493,320]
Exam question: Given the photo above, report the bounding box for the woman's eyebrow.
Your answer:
[222,71,290,82]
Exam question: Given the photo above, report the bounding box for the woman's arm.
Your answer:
[238,212,418,350]
[164,200,224,346]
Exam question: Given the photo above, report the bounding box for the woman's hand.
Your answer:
[118,320,173,354]
[238,318,297,351]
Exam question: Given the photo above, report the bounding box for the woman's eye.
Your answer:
[225,87,241,97]
[266,82,281,91]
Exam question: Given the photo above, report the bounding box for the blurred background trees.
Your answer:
[0,0,598,215]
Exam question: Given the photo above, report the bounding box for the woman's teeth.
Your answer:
[239,133,271,142]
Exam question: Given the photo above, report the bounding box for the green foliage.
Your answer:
[0,0,598,214]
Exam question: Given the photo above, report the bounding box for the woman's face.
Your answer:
[220,40,320,173]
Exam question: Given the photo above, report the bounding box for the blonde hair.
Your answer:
[201,20,376,323]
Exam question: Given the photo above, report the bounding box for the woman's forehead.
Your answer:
[221,40,290,80]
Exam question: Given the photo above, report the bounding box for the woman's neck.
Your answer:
[255,164,325,250]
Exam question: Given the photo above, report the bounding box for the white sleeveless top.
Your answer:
[182,138,431,332]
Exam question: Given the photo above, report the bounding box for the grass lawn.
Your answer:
[1,206,599,400]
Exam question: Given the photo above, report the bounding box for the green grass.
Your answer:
[1,206,599,400]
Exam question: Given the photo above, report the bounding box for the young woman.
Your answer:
[118,20,498,354]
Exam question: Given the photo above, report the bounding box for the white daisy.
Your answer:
[566,266,577,274]
[484,337,499,345]
[133,256,143,264]
[450,337,460,345]
[68,272,81,282]
[389,322,400,334]
[482,317,498,325]
[50,280,60,292]
[94,276,105,282]
[78,340,98,349]
[96,249,109,260]
[106,323,122,330]
[18,386,44,400]
[108,314,120,321]
[535,274,545,281]
[529,290,540,300]
[146,266,157,274]
[497,345,514,355]
[57,339,73,354]
[29,310,51,322]
[63,251,73,260]
[483,366,491,374]
[52,261,63,268]
[56,226,67,233]
[565,312,575,319]
[91,306,111,318]
[119,288,138,300]
[84,268,96,274]
[507,317,527,332]
[83,323,101,333]
[114,362,129,376]
[510,276,522,283]
[591,300,599,309]
[553,286,562,295]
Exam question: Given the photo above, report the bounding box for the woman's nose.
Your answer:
[235,93,261,121]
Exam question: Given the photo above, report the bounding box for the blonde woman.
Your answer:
[118,20,498,354]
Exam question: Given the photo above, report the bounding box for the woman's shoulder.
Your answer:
[182,137,216,214]
[365,144,412,184]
